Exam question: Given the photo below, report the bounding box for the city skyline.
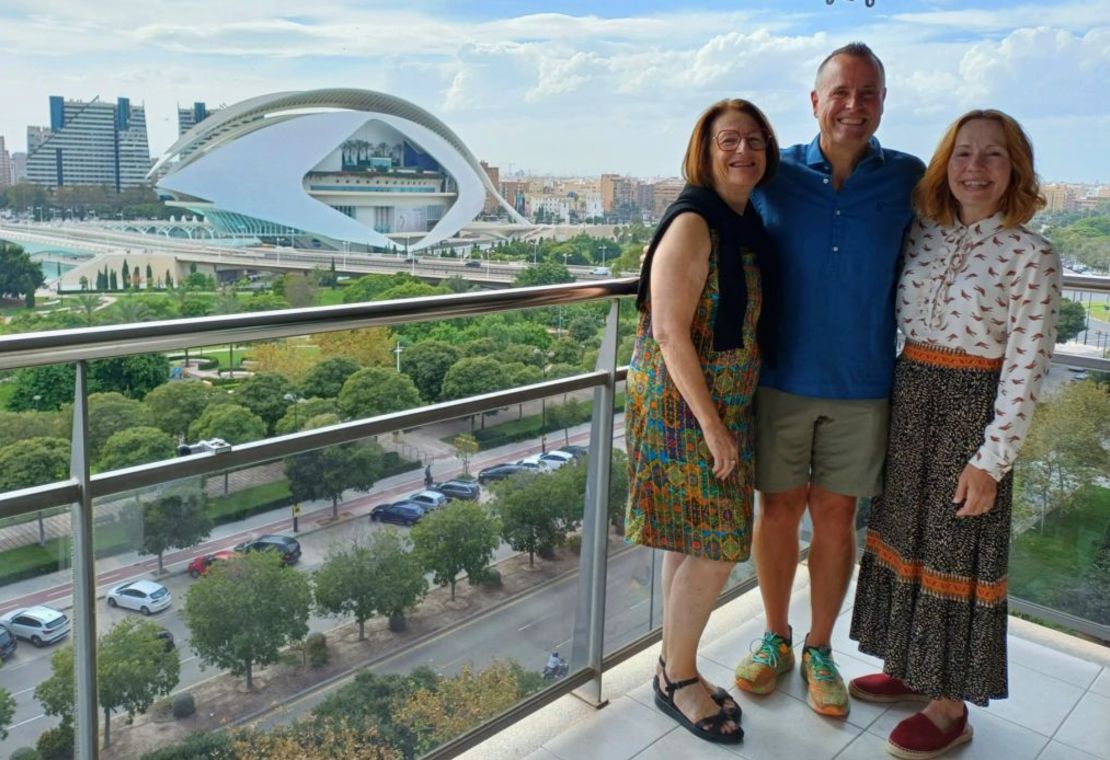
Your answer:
[0,1,1107,182]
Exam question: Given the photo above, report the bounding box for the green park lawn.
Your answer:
[1090,302,1110,320]
[1009,484,1108,616]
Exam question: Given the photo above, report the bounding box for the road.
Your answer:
[0,419,626,753]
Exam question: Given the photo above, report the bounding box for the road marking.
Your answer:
[8,712,46,729]
[12,685,37,697]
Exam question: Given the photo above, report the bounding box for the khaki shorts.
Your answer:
[754,386,889,497]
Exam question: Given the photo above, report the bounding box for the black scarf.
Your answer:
[636,183,777,362]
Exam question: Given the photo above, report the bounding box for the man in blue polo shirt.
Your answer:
[734,43,925,717]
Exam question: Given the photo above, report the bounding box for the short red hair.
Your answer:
[682,99,779,188]
[913,109,1045,228]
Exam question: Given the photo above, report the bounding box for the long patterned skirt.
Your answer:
[850,344,1012,706]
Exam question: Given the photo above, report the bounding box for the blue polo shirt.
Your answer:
[752,136,924,399]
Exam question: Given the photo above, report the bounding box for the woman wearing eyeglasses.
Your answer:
[625,99,779,745]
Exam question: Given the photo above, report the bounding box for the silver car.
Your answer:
[107,580,172,615]
[0,605,71,647]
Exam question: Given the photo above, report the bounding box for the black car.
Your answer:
[431,480,481,501]
[0,623,15,660]
[156,628,175,652]
[559,445,589,460]
[234,534,302,565]
[370,501,425,526]
[464,259,482,268]
[477,463,529,485]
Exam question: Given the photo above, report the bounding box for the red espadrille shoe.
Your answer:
[849,674,931,704]
[887,706,973,759]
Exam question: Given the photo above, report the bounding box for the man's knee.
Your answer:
[808,487,857,533]
[758,487,808,528]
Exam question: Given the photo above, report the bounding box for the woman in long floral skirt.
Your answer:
[848,109,1061,759]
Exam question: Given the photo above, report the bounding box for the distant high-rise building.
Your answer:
[0,137,11,189]
[25,95,151,190]
[10,152,27,183]
[480,161,501,214]
[652,178,685,218]
[177,101,219,136]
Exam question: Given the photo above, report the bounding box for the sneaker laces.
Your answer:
[805,647,839,683]
[749,633,786,667]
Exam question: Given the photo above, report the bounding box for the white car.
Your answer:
[516,454,556,473]
[0,605,71,647]
[409,490,449,511]
[107,580,172,615]
[590,266,612,276]
[538,450,576,470]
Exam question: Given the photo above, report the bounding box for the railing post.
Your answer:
[70,360,99,759]
[571,298,620,707]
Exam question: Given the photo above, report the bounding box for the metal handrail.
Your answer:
[0,278,638,370]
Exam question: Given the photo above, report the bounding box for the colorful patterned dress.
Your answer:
[624,191,764,562]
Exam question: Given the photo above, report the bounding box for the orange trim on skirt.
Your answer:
[901,341,1004,372]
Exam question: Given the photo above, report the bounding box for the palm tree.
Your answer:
[75,294,100,325]
[112,298,151,324]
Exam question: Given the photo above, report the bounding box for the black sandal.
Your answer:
[655,656,742,721]
[654,668,744,744]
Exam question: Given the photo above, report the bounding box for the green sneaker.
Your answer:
[735,630,795,695]
[801,644,850,717]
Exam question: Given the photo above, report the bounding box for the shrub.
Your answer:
[538,545,557,560]
[305,631,328,667]
[565,534,583,555]
[388,613,407,632]
[36,726,74,760]
[473,567,502,589]
[10,748,42,760]
[171,692,196,719]
[139,730,234,760]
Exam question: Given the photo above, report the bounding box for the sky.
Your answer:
[0,0,1107,183]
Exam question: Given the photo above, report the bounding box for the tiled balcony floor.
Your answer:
[463,567,1110,760]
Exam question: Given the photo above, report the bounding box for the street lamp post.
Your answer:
[393,342,404,372]
[283,392,300,429]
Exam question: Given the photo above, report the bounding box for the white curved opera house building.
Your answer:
[149,89,526,252]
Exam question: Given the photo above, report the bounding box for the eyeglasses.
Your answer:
[714,130,769,152]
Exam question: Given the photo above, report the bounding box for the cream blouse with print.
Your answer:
[897,212,1062,481]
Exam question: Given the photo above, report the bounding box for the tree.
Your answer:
[88,353,171,398]
[440,357,513,400]
[514,261,573,287]
[568,315,600,343]
[285,414,385,518]
[0,241,46,307]
[0,410,65,449]
[0,437,70,492]
[282,273,318,307]
[493,472,569,566]
[84,392,152,459]
[247,341,318,384]
[97,426,176,471]
[337,367,422,420]
[97,619,180,747]
[145,263,154,289]
[143,380,222,437]
[316,327,395,367]
[136,487,213,572]
[109,269,119,290]
[1057,299,1087,343]
[313,530,426,640]
[275,397,338,434]
[9,363,76,411]
[453,433,479,477]
[187,403,267,444]
[183,550,311,690]
[0,684,13,741]
[411,502,501,601]
[236,371,296,432]
[301,357,361,399]
[33,620,180,748]
[400,341,461,402]
[122,260,131,289]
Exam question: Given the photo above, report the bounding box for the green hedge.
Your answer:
[0,518,138,586]
[462,393,626,452]
[207,479,292,525]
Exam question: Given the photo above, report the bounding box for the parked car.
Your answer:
[464,259,482,268]
[370,500,425,526]
[186,549,237,578]
[156,627,175,652]
[477,463,529,485]
[558,444,589,460]
[539,451,576,470]
[409,490,449,511]
[0,623,16,660]
[0,606,71,647]
[107,580,172,615]
[516,454,555,473]
[431,480,481,501]
[590,266,611,276]
[234,534,302,565]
